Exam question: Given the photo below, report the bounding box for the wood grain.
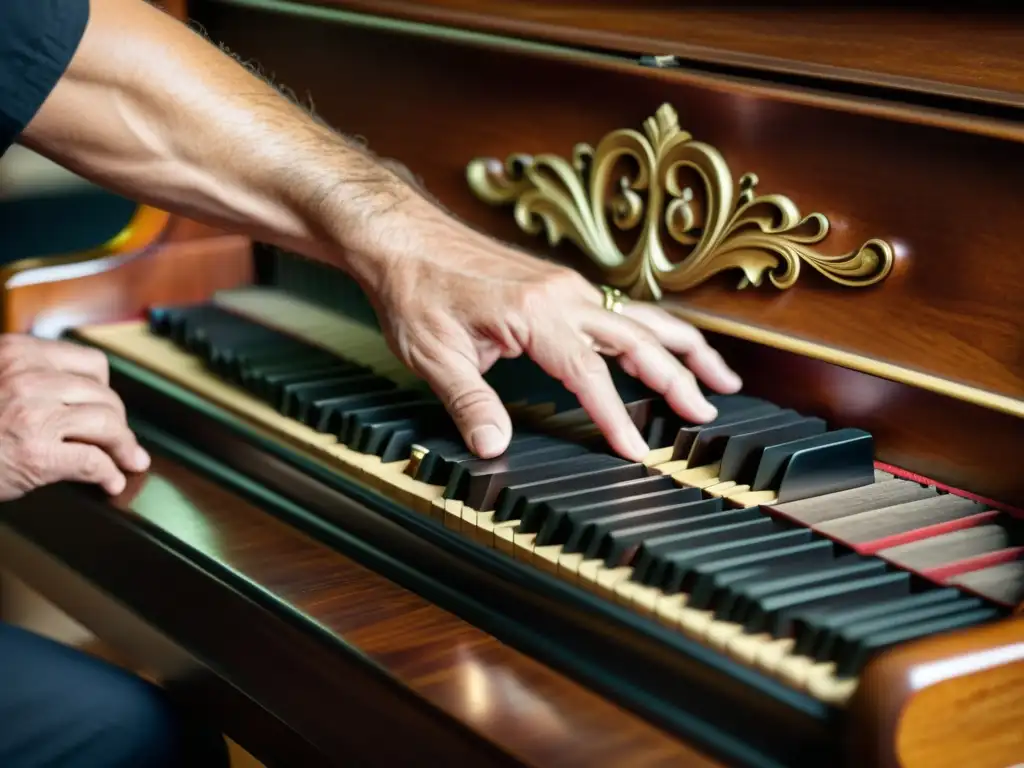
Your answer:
[300,0,1024,108]
[850,616,1024,768]
[0,453,721,767]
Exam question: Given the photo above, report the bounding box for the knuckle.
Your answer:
[563,348,606,388]
[447,386,493,416]
[78,449,107,481]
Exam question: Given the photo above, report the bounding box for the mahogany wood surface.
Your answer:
[851,614,1024,768]
[1,232,253,335]
[0,452,721,768]
[305,0,1024,109]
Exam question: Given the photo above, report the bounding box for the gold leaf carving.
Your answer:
[465,103,893,300]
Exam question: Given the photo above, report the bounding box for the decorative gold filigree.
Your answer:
[465,103,893,300]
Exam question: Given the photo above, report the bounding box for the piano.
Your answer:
[1,1,1022,766]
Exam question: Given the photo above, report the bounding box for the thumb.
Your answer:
[420,351,511,458]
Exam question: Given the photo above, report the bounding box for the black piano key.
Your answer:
[751,428,875,502]
[235,349,340,387]
[345,401,445,448]
[416,435,569,487]
[724,558,888,625]
[444,445,595,510]
[258,362,370,400]
[281,374,395,418]
[527,475,679,542]
[670,400,782,461]
[467,453,621,513]
[717,417,828,485]
[746,572,911,637]
[313,390,421,432]
[492,459,638,523]
[570,492,713,556]
[654,529,817,594]
[834,604,998,678]
[633,516,784,584]
[380,424,462,464]
[686,540,836,610]
[685,410,804,468]
[795,588,963,661]
[359,412,451,457]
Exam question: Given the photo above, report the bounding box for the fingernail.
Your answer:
[470,425,505,457]
[108,474,127,496]
[134,447,151,470]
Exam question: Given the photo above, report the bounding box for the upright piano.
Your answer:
[1,2,1022,766]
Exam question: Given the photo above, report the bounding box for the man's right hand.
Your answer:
[0,335,150,502]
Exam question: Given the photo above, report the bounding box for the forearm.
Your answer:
[19,0,440,282]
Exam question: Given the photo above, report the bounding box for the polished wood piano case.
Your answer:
[1,2,1022,767]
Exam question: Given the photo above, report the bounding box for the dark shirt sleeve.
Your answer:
[0,0,90,155]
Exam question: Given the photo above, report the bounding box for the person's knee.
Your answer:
[77,671,226,767]
[0,624,227,768]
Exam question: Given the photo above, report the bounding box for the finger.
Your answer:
[52,443,126,496]
[37,340,110,385]
[623,303,742,393]
[584,310,718,424]
[528,326,649,461]
[9,371,127,418]
[56,404,150,473]
[413,347,512,459]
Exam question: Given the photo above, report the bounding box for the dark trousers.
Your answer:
[0,622,229,767]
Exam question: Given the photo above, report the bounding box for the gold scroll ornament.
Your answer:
[465,103,893,301]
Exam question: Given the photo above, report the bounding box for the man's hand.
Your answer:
[0,336,150,501]
[18,0,741,461]
[365,225,742,461]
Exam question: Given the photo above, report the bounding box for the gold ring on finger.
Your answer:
[599,285,628,314]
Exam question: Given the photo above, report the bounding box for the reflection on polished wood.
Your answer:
[0,453,721,767]
[307,0,1024,107]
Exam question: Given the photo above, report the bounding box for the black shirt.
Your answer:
[0,0,90,156]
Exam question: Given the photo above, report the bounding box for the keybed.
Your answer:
[75,287,1022,711]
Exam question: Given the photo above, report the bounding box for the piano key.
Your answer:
[685,410,806,468]
[308,389,421,431]
[280,374,396,418]
[525,475,678,540]
[416,434,570,487]
[717,417,827,485]
[764,479,939,527]
[723,558,888,625]
[564,490,709,554]
[875,524,1014,572]
[444,446,598,510]
[668,400,782,462]
[748,428,875,501]
[833,602,997,677]
[686,540,836,610]
[492,462,647,523]
[814,494,989,552]
[258,363,371,401]
[748,572,911,637]
[947,559,1024,605]
[795,588,963,661]
[633,517,790,584]
[347,402,448,451]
